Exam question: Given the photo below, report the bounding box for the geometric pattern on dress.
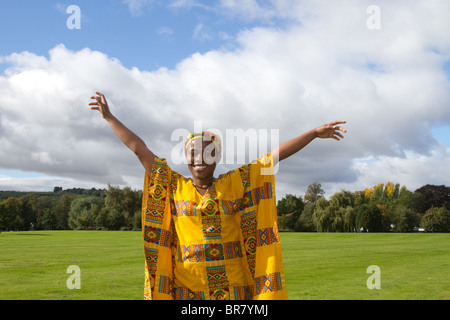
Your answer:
[149,181,166,201]
[200,197,222,240]
[223,180,271,214]
[223,182,273,214]
[201,221,222,240]
[222,198,242,215]
[233,285,254,300]
[238,164,251,188]
[206,266,230,300]
[178,241,242,263]
[144,225,171,248]
[146,160,169,225]
[240,210,257,277]
[174,200,197,217]
[251,182,273,206]
[158,275,173,296]
[145,207,165,224]
[173,286,205,300]
[200,198,220,216]
[257,225,280,247]
[144,247,159,274]
[240,191,254,210]
[254,272,283,296]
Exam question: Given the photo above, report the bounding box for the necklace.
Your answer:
[192,180,213,189]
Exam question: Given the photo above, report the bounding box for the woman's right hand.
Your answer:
[88,91,155,173]
[89,91,112,120]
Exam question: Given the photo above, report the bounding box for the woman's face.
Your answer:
[186,139,217,182]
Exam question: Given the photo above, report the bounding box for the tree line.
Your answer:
[0,183,448,232]
[277,183,450,233]
[0,185,141,231]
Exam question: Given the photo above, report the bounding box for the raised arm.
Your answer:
[89,92,155,173]
[272,120,347,164]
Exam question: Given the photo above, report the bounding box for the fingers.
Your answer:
[329,120,346,129]
[329,133,343,141]
[90,95,102,101]
[89,92,106,108]
[333,125,347,133]
[91,92,104,100]
[96,92,108,103]
[324,120,347,141]
[89,98,100,111]
[95,92,106,104]
[89,95,100,103]
[333,131,344,140]
[330,120,346,126]
[330,120,347,134]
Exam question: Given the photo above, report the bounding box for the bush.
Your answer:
[421,207,450,232]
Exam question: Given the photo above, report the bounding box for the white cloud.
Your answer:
[326,145,450,196]
[193,23,213,41]
[218,0,279,21]
[31,152,57,166]
[0,173,102,192]
[157,26,174,36]
[169,0,210,10]
[123,0,153,16]
[1,1,450,196]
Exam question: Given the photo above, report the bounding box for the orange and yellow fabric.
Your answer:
[141,153,287,300]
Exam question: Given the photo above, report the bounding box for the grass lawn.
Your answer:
[0,231,144,300]
[0,231,448,300]
[282,232,449,300]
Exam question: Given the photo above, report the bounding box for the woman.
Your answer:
[90,92,346,300]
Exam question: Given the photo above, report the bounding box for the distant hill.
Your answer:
[0,187,106,201]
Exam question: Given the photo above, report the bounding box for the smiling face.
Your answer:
[186,138,217,184]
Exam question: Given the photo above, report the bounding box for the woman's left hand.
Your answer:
[315,121,347,141]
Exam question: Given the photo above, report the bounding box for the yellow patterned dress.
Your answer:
[141,153,287,300]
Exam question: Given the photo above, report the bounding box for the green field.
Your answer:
[0,231,448,300]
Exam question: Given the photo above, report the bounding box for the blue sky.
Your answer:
[0,0,449,197]
[0,1,267,71]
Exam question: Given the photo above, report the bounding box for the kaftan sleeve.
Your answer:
[141,156,181,300]
[237,153,288,300]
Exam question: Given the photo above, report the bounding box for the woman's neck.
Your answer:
[192,178,214,189]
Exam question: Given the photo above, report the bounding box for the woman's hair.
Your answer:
[184,131,222,160]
